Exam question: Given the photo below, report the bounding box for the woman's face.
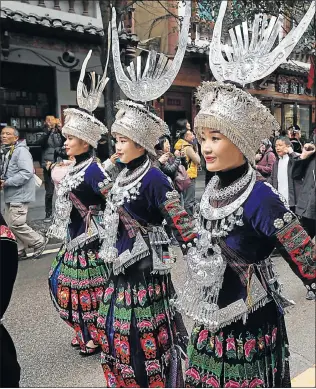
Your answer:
[259,144,266,154]
[201,128,245,172]
[64,135,89,157]
[115,134,145,163]
[163,139,170,153]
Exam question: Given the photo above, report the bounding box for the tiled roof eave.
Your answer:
[1,7,104,36]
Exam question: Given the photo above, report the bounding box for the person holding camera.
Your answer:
[36,116,65,222]
[289,124,303,154]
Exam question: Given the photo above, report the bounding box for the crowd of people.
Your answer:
[1,3,315,387]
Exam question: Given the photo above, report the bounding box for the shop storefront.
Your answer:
[0,61,57,162]
[250,71,315,141]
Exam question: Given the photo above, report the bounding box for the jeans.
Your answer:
[43,168,54,216]
[4,203,44,254]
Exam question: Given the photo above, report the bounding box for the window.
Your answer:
[284,104,294,130]
[297,105,311,141]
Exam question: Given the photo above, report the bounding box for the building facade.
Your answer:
[134,1,315,141]
[1,0,315,160]
[1,0,104,161]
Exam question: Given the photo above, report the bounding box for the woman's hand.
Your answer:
[45,161,52,170]
[174,150,180,157]
[158,153,169,165]
[255,153,262,162]
[110,153,119,164]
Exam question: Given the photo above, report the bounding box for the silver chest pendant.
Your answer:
[176,166,256,331]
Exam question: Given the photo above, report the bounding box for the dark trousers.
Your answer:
[301,217,316,240]
[43,168,54,216]
[183,178,196,216]
[0,326,21,387]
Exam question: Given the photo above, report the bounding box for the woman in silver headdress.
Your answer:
[97,100,198,387]
[175,2,316,387]
[47,51,114,355]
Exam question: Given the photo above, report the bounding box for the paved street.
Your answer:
[4,252,315,387]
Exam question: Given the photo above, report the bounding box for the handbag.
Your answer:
[34,174,42,187]
[174,164,191,192]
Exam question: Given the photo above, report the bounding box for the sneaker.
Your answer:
[33,236,49,259]
[44,213,52,223]
[18,250,28,261]
[306,291,316,300]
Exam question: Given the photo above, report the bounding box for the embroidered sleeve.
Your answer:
[102,158,120,181]
[145,168,197,244]
[86,162,113,199]
[0,225,16,242]
[249,182,316,292]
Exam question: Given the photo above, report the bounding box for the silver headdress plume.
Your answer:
[111,1,191,102]
[110,2,190,152]
[209,0,315,86]
[62,24,111,148]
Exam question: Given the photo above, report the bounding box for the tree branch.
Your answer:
[148,14,174,38]
[157,0,180,20]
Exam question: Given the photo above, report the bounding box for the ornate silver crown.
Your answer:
[112,100,169,156]
[111,1,191,102]
[195,81,280,163]
[209,0,315,86]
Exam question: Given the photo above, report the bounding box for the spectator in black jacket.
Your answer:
[292,139,316,300]
[155,135,187,183]
[292,141,316,239]
[36,116,65,222]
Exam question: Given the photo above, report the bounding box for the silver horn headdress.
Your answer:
[110,2,190,152]
[194,0,315,163]
[62,26,111,148]
[111,1,191,102]
[209,0,315,86]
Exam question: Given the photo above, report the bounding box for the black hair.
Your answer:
[176,118,189,131]
[275,136,291,146]
[154,135,171,151]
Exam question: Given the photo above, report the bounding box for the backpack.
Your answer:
[174,164,191,192]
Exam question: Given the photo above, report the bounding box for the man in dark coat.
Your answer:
[268,137,302,213]
[292,143,316,239]
[0,212,21,387]
[291,135,315,300]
